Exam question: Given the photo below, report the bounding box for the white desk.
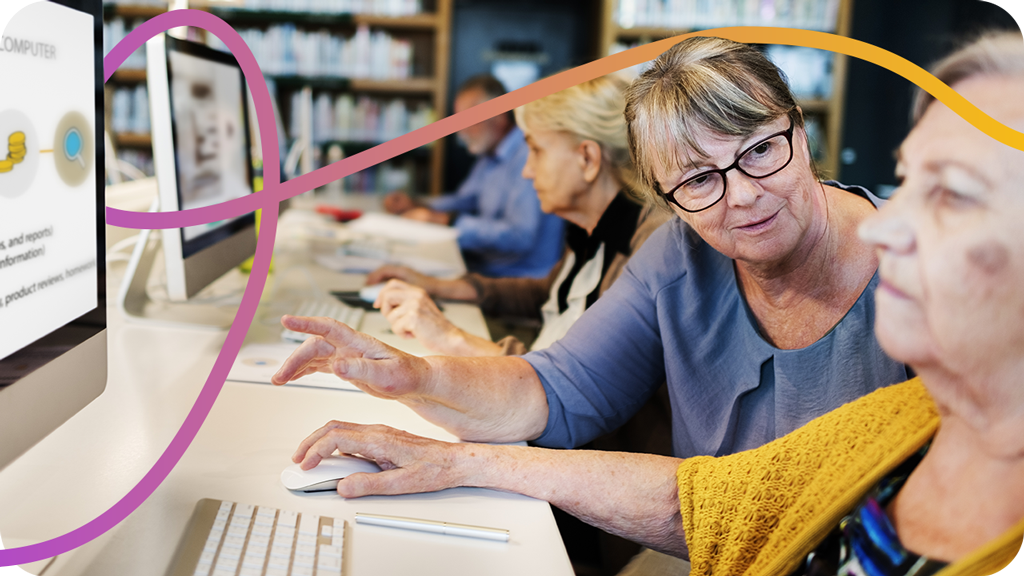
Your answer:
[0,206,574,576]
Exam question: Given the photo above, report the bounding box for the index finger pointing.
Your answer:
[281,315,357,345]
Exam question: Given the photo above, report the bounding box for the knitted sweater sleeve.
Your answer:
[677,379,940,576]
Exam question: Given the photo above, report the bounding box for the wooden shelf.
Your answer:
[269,76,436,94]
[114,133,152,148]
[350,78,437,94]
[614,25,693,40]
[110,69,148,83]
[797,98,830,114]
[353,13,439,29]
[103,4,166,19]
[207,8,438,29]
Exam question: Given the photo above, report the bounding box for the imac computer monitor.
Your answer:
[146,34,257,302]
[0,0,106,471]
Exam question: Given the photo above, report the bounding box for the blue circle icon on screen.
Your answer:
[64,127,85,167]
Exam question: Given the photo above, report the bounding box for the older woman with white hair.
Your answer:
[364,74,668,357]
[284,32,1024,576]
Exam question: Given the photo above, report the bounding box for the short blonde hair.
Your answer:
[624,37,804,204]
[515,74,638,192]
[912,31,1024,124]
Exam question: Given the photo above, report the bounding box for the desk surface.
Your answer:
[0,206,573,576]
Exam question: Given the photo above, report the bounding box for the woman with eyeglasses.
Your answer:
[276,35,905,455]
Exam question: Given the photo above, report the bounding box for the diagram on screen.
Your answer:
[0,109,93,199]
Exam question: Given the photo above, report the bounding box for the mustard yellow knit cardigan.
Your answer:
[677,378,1024,576]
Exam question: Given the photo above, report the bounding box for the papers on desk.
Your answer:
[228,343,361,392]
[315,253,460,277]
[346,213,460,244]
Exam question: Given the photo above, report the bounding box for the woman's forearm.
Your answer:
[461,444,687,557]
[432,328,504,357]
[407,356,550,443]
[430,277,479,301]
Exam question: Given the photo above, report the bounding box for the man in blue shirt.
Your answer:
[384,75,564,278]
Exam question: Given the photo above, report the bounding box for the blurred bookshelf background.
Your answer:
[103,0,1018,203]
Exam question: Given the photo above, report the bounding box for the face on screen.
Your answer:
[169,50,250,242]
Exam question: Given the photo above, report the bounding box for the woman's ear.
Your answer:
[579,139,603,183]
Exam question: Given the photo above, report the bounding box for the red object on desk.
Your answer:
[316,205,363,222]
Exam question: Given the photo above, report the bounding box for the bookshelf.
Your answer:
[102,0,452,195]
[597,0,853,179]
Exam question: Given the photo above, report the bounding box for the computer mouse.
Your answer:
[359,282,387,303]
[280,455,383,493]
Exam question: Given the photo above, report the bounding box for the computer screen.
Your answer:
[0,0,106,470]
[147,34,256,302]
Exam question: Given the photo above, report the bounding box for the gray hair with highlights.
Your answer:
[624,37,805,205]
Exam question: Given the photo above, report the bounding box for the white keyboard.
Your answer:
[281,299,365,342]
[166,499,346,576]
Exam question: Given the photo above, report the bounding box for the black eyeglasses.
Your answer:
[658,119,796,213]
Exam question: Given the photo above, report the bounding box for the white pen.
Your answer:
[354,512,510,542]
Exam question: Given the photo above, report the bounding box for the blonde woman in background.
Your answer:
[365,74,669,357]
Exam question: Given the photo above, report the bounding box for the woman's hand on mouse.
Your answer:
[272,315,435,401]
[293,420,481,498]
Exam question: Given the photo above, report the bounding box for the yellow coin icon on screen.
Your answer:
[0,110,39,199]
[53,111,93,187]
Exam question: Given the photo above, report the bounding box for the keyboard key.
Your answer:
[296,543,316,557]
[218,547,241,561]
[298,514,320,536]
[245,543,268,557]
[270,545,292,559]
[293,553,315,568]
[242,554,265,569]
[268,555,291,569]
[234,504,255,518]
[249,533,271,547]
[292,566,314,576]
[193,562,212,576]
[266,568,289,576]
[278,510,298,528]
[318,544,342,558]
[317,554,342,570]
[239,568,262,576]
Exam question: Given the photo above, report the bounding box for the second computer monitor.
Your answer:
[147,33,257,302]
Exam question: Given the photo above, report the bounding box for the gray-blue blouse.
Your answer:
[524,182,910,458]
